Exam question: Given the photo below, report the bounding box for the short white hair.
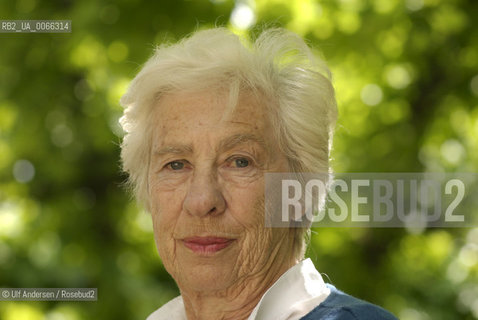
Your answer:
[120,27,337,257]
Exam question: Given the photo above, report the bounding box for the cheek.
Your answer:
[151,206,179,273]
[224,180,265,227]
[149,186,185,253]
[231,187,288,258]
[149,179,185,221]
[235,198,279,271]
[227,184,268,242]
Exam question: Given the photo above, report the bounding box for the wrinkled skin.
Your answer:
[148,90,297,320]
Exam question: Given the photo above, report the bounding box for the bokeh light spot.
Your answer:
[399,308,430,320]
[440,139,465,165]
[405,0,424,11]
[458,244,478,268]
[447,259,468,283]
[338,0,365,12]
[45,306,83,320]
[0,102,17,134]
[3,303,44,320]
[288,0,322,35]
[373,0,398,14]
[70,37,106,69]
[429,5,468,35]
[13,159,35,183]
[0,202,23,238]
[51,124,73,148]
[378,100,410,124]
[108,41,129,62]
[458,286,478,318]
[230,3,256,30]
[467,228,478,245]
[108,77,131,109]
[314,16,334,39]
[385,65,412,89]
[28,233,61,267]
[336,11,361,34]
[361,84,383,106]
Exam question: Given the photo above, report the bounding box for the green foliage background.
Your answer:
[1,0,477,319]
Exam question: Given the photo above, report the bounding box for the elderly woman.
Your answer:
[119,28,397,320]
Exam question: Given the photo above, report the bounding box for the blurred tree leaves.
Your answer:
[1,0,477,319]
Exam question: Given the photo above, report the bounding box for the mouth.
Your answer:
[182,236,236,254]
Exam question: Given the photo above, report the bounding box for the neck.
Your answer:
[180,255,297,320]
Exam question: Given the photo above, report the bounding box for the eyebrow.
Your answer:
[153,133,268,157]
[217,133,268,152]
[153,144,193,157]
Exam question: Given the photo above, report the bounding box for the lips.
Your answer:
[182,237,235,254]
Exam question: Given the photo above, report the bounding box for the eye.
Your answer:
[166,161,185,170]
[232,157,250,168]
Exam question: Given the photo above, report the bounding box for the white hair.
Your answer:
[119,27,337,258]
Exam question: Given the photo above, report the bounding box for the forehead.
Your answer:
[152,89,271,137]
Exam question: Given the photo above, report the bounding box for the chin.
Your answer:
[177,263,235,293]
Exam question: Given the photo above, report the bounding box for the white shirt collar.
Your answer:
[146,258,330,320]
[248,258,330,320]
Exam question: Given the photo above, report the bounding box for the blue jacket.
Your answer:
[300,285,398,320]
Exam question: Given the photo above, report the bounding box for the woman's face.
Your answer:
[148,89,295,293]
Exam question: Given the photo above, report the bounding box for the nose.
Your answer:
[183,169,226,217]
